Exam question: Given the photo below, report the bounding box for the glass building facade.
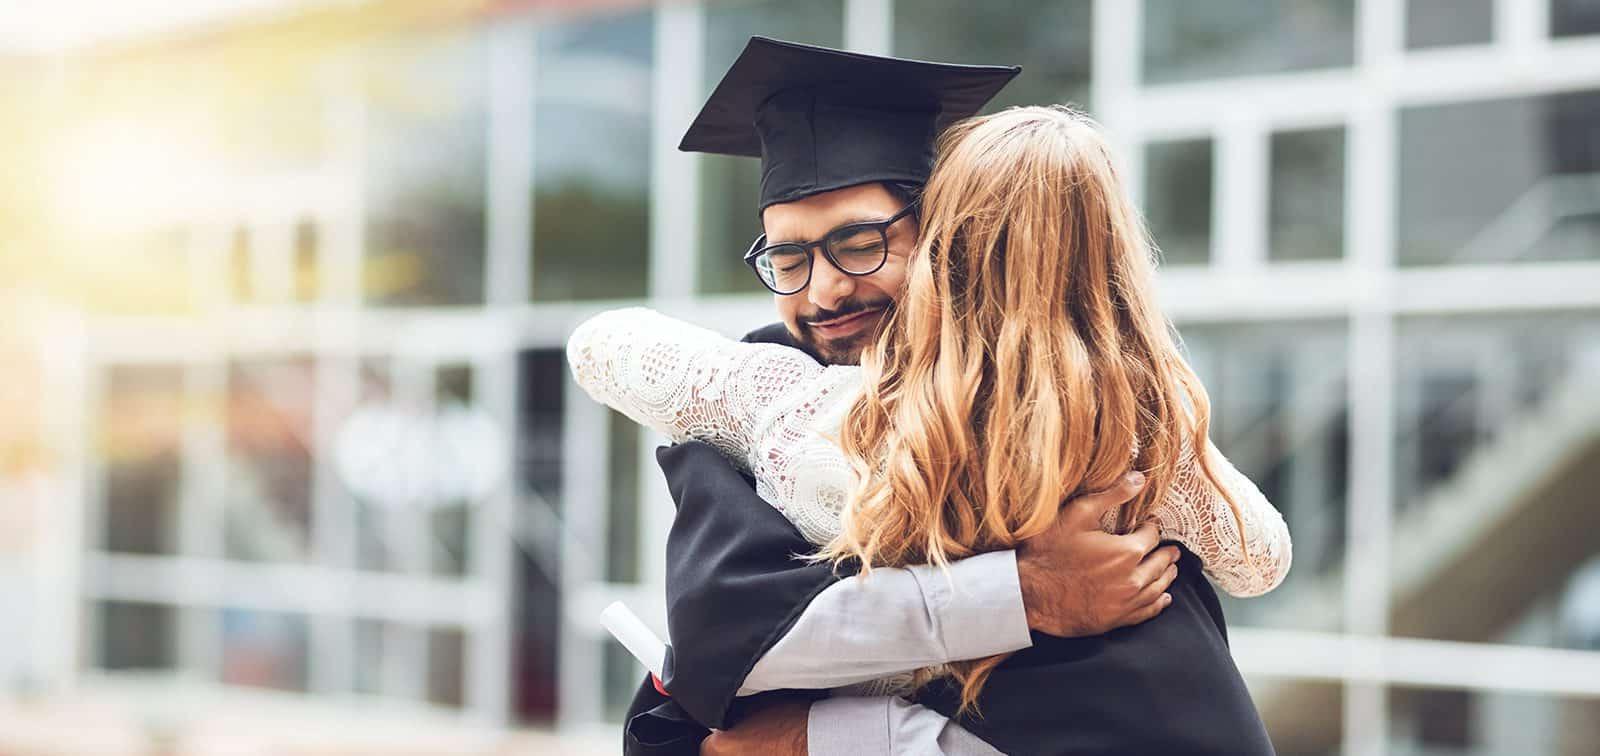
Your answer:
[6,1,1600,753]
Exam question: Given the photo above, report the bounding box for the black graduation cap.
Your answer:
[679,36,1021,212]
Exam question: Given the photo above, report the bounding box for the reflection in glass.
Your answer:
[894,0,1093,111]
[98,600,175,671]
[532,12,654,302]
[353,358,397,572]
[1399,89,1600,266]
[1391,313,1600,649]
[1389,686,1600,754]
[1143,0,1355,85]
[697,0,845,295]
[364,30,488,307]
[1145,138,1213,265]
[1406,0,1493,49]
[221,608,309,692]
[1181,322,1349,631]
[224,357,315,563]
[347,361,485,576]
[1269,126,1345,261]
[101,365,184,555]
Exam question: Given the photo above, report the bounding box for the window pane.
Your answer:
[513,349,566,722]
[428,627,466,707]
[293,219,319,303]
[431,363,477,577]
[353,618,384,695]
[101,365,184,555]
[604,638,643,722]
[1143,0,1356,85]
[1252,680,1345,755]
[1392,312,1600,650]
[532,11,654,302]
[365,30,488,307]
[98,600,175,671]
[1269,126,1345,261]
[697,0,845,295]
[1553,0,1600,37]
[1407,0,1494,49]
[221,609,308,692]
[1144,138,1213,265]
[894,0,1093,111]
[605,411,640,583]
[1181,322,1349,632]
[1399,90,1600,266]
[224,358,315,562]
[350,358,400,572]
[1389,686,1600,753]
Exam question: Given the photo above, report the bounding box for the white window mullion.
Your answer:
[649,3,705,302]
[844,0,892,56]
[1090,0,1142,180]
[38,313,92,691]
[466,348,518,723]
[1498,0,1550,65]
[1345,2,1404,753]
[178,360,227,681]
[558,378,610,729]
[1214,115,1268,271]
[487,19,536,308]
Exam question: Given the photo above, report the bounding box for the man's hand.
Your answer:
[1016,471,1181,637]
[700,698,810,756]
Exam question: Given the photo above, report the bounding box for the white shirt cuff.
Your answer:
[909,549,1033,661]
[808,696,891,756]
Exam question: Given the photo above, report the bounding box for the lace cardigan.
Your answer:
[567,307,1291,597]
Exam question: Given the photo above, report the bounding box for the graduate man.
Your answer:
[623,37,1275,756]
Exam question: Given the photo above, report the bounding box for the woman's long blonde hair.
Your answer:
[822,105,1247,712]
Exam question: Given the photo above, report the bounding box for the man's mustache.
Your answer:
[799,299,893,328]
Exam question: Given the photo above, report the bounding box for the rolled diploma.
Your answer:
[601,601,666,678]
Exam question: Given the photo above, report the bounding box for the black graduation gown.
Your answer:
[622,324,1275,756]
[913,544,1276,755]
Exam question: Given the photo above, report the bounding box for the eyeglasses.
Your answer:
[744,200,919,296]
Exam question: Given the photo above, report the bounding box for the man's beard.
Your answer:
[792,297,893,366]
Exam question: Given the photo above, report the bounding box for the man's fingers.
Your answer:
[1063,470,1146,528]
[1129,541,1179,587]
[1121,592,1173,628]
[1122,520,1162,557]
[1130,561,1179,608]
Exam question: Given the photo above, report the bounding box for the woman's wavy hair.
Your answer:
[820,105,1247,712]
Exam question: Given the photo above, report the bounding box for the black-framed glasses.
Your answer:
[744,200,919,295]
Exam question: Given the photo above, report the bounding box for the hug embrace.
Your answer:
[567,37,1292,756]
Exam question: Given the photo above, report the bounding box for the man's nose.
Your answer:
[807,254,855,310]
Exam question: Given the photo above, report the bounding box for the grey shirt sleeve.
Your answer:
[808,696,1005,756]
[737,549,1033,695]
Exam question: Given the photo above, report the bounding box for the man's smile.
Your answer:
[807,307,886,340]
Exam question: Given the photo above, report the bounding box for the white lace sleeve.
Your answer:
[566,307,859,544]
[1152,436,1293,598]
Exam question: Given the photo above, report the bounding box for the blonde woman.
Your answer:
[570,105,1290,729]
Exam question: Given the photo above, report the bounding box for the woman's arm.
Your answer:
[1154,435,1293,597]
[566,307,827,471]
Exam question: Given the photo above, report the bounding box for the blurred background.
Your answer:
[1,0,1599,754]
